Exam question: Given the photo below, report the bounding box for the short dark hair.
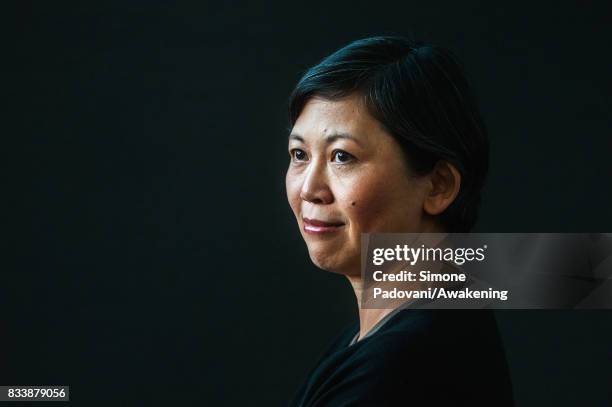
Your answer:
[288,36,489,232]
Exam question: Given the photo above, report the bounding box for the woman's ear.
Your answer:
[423,161,461,216]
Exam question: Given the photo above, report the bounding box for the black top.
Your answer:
[291,309,514,406]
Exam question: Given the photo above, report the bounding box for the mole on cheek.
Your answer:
[351,202,356,206]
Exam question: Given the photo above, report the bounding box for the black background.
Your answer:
[5,1,612,406]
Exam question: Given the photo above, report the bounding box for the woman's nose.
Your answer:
[300,161,334,205]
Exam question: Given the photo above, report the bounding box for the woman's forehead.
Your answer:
[291,96,382,143]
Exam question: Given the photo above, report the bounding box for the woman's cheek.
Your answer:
[285,172,302,218]
[342,179,390,233]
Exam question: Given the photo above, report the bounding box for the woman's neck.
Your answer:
[346,275,394,340]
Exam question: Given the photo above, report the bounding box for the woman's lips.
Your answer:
[303,217,345,234]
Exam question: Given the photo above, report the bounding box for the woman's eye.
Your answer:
[290,149,308,161]
[332,150,354,163]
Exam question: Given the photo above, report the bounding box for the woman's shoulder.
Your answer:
[357,309,506,362]
[379,308,501,338]
[291,310,513,406]
[350,310,513,404]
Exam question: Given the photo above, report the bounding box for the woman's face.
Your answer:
[286,94,432,276]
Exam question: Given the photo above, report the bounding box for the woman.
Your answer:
[286,37,514,406]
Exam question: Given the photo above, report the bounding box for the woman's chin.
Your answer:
[307,249,359,276]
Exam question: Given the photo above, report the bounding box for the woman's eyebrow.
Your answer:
[323,132,363,146]
[288,132,363,146]
[288,133,305,143]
